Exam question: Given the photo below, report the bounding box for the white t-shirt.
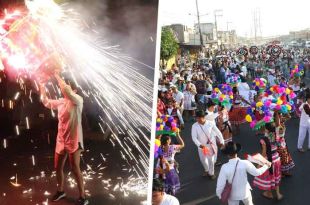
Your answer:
[300,102,310,127]
[241,66,247,76]
[238,82,250,91]
[267,74,276,86]
[173,91,184,107]
[160,193,180,205]
[291,84,300,92]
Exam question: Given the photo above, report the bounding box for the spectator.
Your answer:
[152,179,180,205]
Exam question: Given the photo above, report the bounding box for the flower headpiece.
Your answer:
[211,84,233,107]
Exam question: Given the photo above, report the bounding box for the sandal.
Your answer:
[262,192,273,200]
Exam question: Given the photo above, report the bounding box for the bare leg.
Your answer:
[69,150,85,198]
[262,190,273,199]
[55,153,68,192]
[275,186,283,200]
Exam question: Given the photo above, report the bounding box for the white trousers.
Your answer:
[198,148,216,175]
[228,194,254,205]
[298,125,310,149]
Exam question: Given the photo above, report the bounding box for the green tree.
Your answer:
[160,27,179,67]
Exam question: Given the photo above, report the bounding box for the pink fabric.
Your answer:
[253,140,281,190]
[43,85,84,154]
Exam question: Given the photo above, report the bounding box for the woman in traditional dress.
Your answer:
[253,123,283,200]
[217,103,232,144]
[229,87,251,133]
[160,134,185,195]
[274,112,295,176]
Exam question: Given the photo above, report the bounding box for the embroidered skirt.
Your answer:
[164,169,180,195]
[229,106,248,125]
[277,146,295,172]
[253,159,281,190]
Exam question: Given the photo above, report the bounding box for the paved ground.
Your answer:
[175,117,310,205]
[0,135,147,205]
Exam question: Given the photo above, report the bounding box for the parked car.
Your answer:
[289,41,298,47]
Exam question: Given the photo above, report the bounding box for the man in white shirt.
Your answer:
[205,100,219,125]
[152,179,180,205]
[267,70,277,86]
[240,62,247,78]
[216,142,270,205]
[171,85,184,114]
[192,110,224,179]
[297,94,310,152]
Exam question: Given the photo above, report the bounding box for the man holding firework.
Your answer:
[39,71,89,205]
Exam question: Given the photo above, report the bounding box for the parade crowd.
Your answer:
[152,46,310,205]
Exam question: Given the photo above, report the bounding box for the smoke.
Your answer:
[64,0,158,75]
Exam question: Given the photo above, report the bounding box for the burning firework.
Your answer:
[0,0,153,198]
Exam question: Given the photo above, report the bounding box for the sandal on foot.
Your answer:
[262,193,273,200]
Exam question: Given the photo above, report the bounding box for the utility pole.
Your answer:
[226,21,232,32]
[253,10,257,44]
[253,8,262,44]
[195,0,204,51]
[214,9,223,48]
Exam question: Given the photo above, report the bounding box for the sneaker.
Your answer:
[52,191,66,202]
[77,197,89,205]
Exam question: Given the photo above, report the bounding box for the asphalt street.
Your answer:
[175,117,310,205]
[0,137,147,205]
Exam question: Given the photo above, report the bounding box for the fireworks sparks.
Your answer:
[9,100,13,109]
[15,125,20,136]
[3,139,7,149]
[10,174,21,187]
[2,0,152,175]
[26,117,30,129]
[22,189,32,194]
[32,155,36,166]
[42,198,49,205]
[1,0,153,202]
